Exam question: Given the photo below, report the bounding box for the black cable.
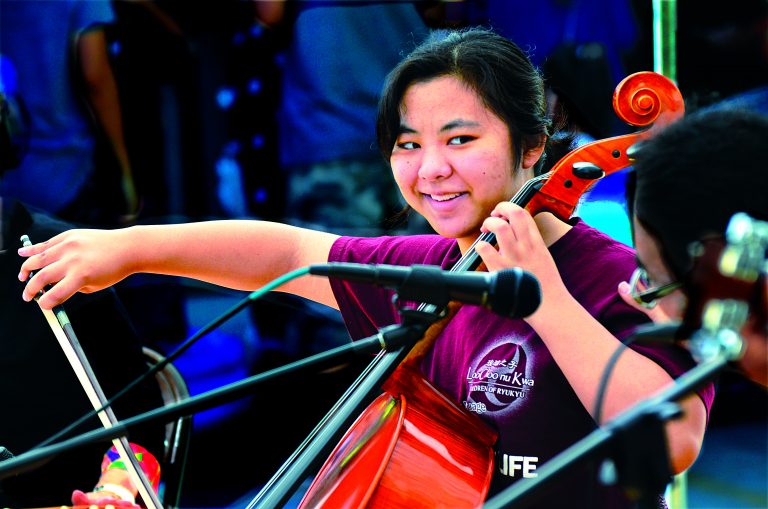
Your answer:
[593,322,682,424]
[594,340,632,427]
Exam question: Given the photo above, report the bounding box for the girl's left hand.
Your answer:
[475,202,564,296]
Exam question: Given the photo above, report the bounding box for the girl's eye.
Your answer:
[396,140,419,150]
[448,135,475,145]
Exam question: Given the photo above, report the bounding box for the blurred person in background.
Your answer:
[0,0,138,226]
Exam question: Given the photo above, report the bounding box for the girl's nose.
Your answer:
[417,147,452,180]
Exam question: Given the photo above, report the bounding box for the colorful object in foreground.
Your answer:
[101,442,161,493]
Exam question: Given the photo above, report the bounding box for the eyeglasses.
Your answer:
[628,267,683,309]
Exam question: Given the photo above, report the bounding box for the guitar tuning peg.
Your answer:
[720,213,768,282]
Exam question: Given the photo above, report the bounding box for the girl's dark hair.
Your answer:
[629,107,768,280]
[376,27,551,175]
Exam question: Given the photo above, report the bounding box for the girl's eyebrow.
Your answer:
[398,118,481,135]
[442,119,480,131]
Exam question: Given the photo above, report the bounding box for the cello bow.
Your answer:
[21,235,162,509]
[248,71,685,509]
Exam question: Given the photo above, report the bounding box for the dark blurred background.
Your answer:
[0,1,765,507]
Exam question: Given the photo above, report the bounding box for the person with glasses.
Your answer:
[620,107,768,387]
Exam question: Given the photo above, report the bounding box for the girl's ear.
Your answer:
[521,137,546,171]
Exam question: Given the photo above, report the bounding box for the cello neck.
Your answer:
[451,172,550,274]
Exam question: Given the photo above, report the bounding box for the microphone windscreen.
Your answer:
[492,269,542,318]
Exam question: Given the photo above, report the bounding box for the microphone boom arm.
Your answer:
[0,310,441,486]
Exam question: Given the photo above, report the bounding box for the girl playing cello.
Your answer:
[20,27,712,507]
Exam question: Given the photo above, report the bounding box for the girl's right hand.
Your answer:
[18,228,135,310]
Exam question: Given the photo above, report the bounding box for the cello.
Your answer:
[251,70,685,509]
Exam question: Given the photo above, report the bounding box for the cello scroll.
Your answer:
[525,71,684,220]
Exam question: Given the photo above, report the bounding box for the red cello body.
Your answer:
[298,364,497,508]
[297,71,685,509]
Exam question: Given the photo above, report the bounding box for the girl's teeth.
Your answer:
[432,193,461,202]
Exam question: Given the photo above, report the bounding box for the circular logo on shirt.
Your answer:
[466,343,533,413]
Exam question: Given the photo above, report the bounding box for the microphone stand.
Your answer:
[0,309,440,485]
[483,336,731,509]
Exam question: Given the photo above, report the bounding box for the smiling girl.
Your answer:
[19,27,711,507]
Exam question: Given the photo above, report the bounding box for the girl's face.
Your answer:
[390,76,534,250]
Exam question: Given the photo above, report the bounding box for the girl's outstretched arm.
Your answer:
[19,220,339,310]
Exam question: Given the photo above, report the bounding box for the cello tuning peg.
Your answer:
[571,162,605,180]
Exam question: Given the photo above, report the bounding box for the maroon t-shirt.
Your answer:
[328,219,715,508]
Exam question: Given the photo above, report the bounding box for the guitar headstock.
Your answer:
[683,213,768,362]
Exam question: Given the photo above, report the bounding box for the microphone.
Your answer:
[309,263,541,318]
